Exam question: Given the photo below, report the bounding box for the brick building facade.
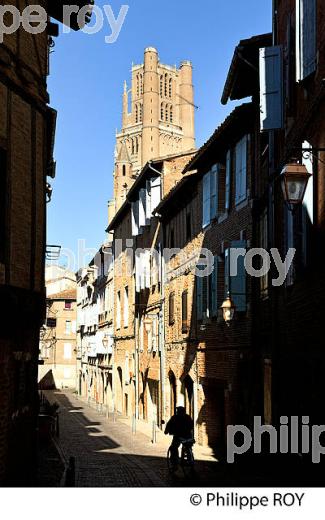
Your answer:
[0,0,93,484]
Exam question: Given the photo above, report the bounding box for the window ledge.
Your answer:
[235,198,249,211]
[218,212,229,224]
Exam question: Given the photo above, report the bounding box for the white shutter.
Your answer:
[131,201,139,236]
[296,0,317,81]
[150,176,161,212]
[202,172,210,227]
[225,150,231,211]
[302,140,313,223]
[139,189,146,228]
[145,180,152,223]
[259,46,284,131]
[145,250,151,289]
[210,166,218,220]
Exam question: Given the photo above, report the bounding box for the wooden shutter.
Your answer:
[196,276,203,321]
[225,150,231,211]
[139,189,146,227]
[202,172,210,227]
[169,292,175,325]
[151,176,161,212]
[210,256,218,317]
[182,290,188,333]
[131,201,139,236]
[296,0,317,81]
[235,136,247,204]
[259,46,284,131]
[145,180,152,223]
[210,166,218,220]
[230,240,247,312]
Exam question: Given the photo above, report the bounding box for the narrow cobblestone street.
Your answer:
[43,390,225,487]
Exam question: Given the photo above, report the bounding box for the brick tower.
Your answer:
[113,47,196,210]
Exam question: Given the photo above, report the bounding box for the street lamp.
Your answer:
[221,293,236,326]
[281,162,311,207]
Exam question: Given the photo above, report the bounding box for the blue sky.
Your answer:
[47,0,271,269]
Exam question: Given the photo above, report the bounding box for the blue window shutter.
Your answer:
[235,136,247,205]
[224,248,230,298]
[210,256,218,317]
[259,46,284,131]
[210,166,218,220]
[196,276,203,320]
[230,240,247,312]
[296,0,317,81]
[202,172,210,227]
[225,150,231,211]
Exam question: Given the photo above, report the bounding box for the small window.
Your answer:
[122,165,126,177]
[124,286,129,328]
[64,300,72,310]
[169,292,175,325]
[117,291,121,329]
[169,78,173,98]
[46,318,57,328]
[161,103,164,121]
[170,105,173,123]
[182,290,188,333]
[160,75,163,96]
[165,105,169,122]
[65,320,72,335]
[64,343,72,360]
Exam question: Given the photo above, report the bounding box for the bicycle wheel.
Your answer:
[181,445,195,478]
[167,447,176,474]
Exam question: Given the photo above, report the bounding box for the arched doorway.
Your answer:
[169,371,177,417]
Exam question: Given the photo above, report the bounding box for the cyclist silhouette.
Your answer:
[164,406,194,467]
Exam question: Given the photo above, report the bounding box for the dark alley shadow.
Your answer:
[37,390,325,488]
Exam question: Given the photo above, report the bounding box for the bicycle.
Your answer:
[167,437,195,477]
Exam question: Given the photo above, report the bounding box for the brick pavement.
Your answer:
[44,390,224,487]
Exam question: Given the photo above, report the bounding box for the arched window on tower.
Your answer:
[140,104,143,122]
[160,76,163,97]
[135,104,139,123]
[136,74,140,97]
[164,74,168,97]
[122,165,126,177]
[165,104,169,122]
[170,105,173,123]
[169,78,172,98]
[161,102,164,121]
[140,74,143,95]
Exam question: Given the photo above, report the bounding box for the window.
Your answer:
[161,103,164,120]
[46,317,57,328]
[170,105,173,123]
[160,75,163,96]
[65,320,72,335]
[202,166,219,227]
[124,286,129,328]
[296,0,317,81]
[64,343,72,359]
[0,147,7,263]
[165,105,169,122]
[64,300,72,310]
[182,290,188,333]
[196,257,218,322]
[235,136,247,205]
[169,292,175,325]
[164,74,168,97]
[135,104,139,123]
[116,291,121,329]
[169,78,172,98]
